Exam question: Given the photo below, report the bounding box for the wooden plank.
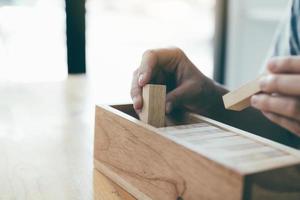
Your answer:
[222,78,261,111]
[139,84,166,127]
[94,160,150,200]
[94,104,300,200]
[189,113,300,156]
[158,122,299,173]
[93,169,136,200]
[94,105,243,200]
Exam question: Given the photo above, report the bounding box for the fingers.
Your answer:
[267,56,300,73]
[137,50,158,87]
[131,69,142,112]
[262,111,300,137]
[251,94,300,121]
[138,48,184,87]
[255,56,300,136]
[165,85,185,114]
[165,81,194,114]
[259,74,300,95]
[131,47,184,113]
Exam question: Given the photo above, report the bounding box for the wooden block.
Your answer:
[223,77,261,111]
[139,84,166,127]
[94,104,300,200]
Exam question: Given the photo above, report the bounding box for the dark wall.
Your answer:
[65,0,86,74]
[214,0,228,84]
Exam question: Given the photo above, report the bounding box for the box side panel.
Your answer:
[94,105,243,200]
[243,165,300,200]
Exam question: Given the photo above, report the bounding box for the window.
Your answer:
[0,0,67,82]
[87,0,216,103]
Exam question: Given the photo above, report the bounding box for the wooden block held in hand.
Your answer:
[223,78,261,111]
[139,84,166,127]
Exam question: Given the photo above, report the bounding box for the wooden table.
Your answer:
[0,76,135,200]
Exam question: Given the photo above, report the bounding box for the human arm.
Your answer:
[131,48,299,147]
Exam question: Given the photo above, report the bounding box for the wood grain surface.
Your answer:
[139,84,166,127]
[94,104,300,200]
[94,169,135,200]
[223,77,261,111]
[94,105,246,200]
[0,76,133,200]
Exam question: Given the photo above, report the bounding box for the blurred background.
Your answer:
[0,0,291,103]
[0,1,295,197]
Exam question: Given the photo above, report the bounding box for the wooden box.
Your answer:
[94,104,300,200]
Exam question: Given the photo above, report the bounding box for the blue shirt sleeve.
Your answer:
[289,0,300,55]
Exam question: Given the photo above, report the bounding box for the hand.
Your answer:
[130,48,220,115]
[251,56,300,137]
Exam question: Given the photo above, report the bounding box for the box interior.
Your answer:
[111,104,202,127]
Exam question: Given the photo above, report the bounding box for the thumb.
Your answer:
[165,84,190,114]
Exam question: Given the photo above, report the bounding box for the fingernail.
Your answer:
[267,60,277,71]
[259,76,268,90]
[133,96,138,105]
[138,74,144,86]
[251,95,258,106]
[264,112,271,117]
[166,102,172,114]
[263,112,274,120]
[133,96,141,109]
